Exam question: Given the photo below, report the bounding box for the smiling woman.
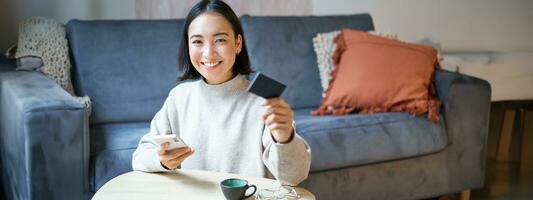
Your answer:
[131,0,311,188]
[177,0,251,83]
[186,12,243,84]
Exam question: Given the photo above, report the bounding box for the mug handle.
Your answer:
[244,184,257,199]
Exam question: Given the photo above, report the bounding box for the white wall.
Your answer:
[311,0,533,100]
[11,0,136,23]
[3,0,532,53]
[136,0,312,19]
[0,0,136,51]
[2,0,531,100]
[312,0,533,53]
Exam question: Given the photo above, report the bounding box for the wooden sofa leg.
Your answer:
[497,109,516,161]
[460,190,470,200]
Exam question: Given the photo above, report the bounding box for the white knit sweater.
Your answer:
[132,74,311,186]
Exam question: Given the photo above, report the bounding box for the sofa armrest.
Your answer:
[0,71,89,200]
[434,69,491,188]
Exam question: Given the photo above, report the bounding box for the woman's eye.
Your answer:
[191,40,202,45]
[215,38,227,43]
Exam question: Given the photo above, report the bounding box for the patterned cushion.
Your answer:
[312,30,340,95]
[15,17,75,95]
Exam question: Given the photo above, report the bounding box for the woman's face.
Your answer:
[188,12,242,84]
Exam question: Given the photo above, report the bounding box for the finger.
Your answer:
[260,97,280,105]
[162,142,170,149]
[169,149,194,163]
[162,162,177,170]
[262,107,290,120]
[267,123,291,132]
[263,108,293,122]
[167,149,195,166]
[160,147,192,161]
[262,98,291,109]
[265,113,290,125]
[157,142,170,155]
[166,147,193,158]
[261,98,286,107]
[276,98,291,108]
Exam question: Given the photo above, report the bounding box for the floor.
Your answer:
[471,160,533,199]
[470,101,533,200]
[430,101,533,200]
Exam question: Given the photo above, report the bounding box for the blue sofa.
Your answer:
[0,14,491,200]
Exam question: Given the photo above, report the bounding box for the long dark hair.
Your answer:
[178,0,252,81]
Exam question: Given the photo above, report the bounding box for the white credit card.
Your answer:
[152,134,188,150]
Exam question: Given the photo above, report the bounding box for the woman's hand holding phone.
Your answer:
[152,134,193,170]
[157,143,194,170]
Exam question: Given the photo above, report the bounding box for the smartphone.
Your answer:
[152,134,189,150]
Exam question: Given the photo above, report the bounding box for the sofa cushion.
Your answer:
[91,149,136,193]
[240,14,374,109]
[89,122,149,192]
[294,108,447,172]
[312,29,441,122]
[66,20,184,124]
[312,30,402,94]
[90,122,149,154]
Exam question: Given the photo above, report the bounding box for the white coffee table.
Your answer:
[92,169,315,200]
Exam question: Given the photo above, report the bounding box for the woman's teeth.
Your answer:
[202,61,220,67]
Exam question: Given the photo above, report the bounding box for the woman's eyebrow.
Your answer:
[214,32,229,37]
[190,32,228,39]
[189,34,203,39]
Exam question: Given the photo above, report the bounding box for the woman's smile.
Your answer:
[201,61,222,70]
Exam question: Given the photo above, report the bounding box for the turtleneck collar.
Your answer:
[198,74,248,98]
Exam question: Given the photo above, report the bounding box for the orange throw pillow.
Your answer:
[312,28,441,122]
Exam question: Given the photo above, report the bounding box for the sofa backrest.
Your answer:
[240,14,374,109]
[66,19,184,124]
[65,14,373,124]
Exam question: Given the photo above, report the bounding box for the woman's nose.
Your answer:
[202,44,217,57]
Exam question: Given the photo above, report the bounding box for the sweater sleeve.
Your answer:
[262,123,311,186]
[132,94,176,172]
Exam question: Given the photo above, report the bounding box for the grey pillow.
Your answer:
[16,56,43,71]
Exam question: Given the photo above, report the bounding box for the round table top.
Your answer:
[92,169,315,200]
